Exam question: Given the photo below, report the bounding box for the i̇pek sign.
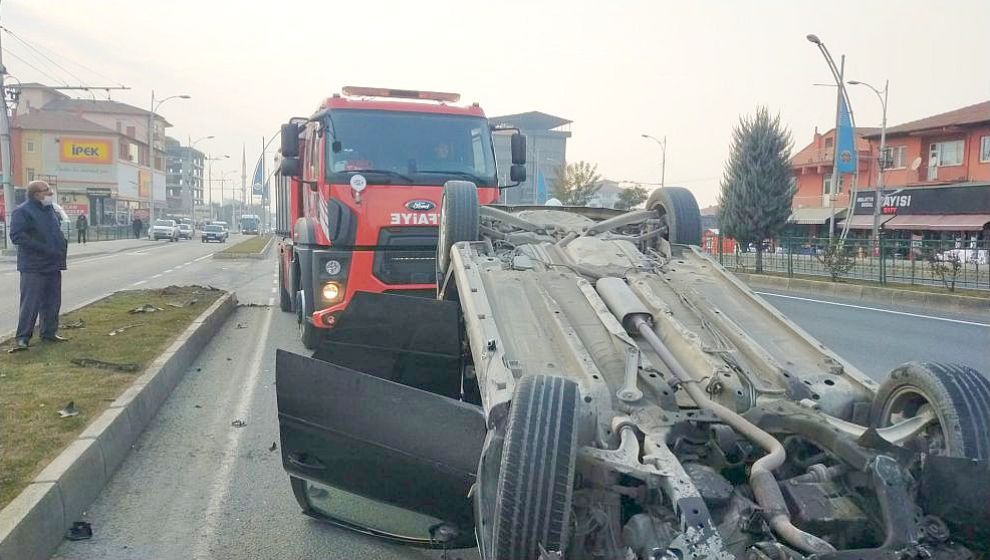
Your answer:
[59,137,114,164]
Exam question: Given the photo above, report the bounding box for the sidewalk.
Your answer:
[0,236,168,263]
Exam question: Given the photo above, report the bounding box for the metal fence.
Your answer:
[1,223,145,250]
[712,236,990,291]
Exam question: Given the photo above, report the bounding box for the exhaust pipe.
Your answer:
[595,278,835,555]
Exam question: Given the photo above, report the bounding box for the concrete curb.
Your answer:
[211,235,274,260]
[0,291,237,560]
[736,272,990,315]
[1,240,169,262]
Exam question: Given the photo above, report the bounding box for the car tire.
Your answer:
[295,291,320,350]
[646,186,702,246]
[436,180,480,285]
[870,361,990,459]
[488,375,579,560]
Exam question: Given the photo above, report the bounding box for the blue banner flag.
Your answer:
[835,95,857,174]
[251,156,265,196]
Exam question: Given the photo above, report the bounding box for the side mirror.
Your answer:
[280,156,300,178]
[511,134,527,165]
[510,164,526,183]
[281,123,301,158]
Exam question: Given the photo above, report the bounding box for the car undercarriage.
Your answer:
[275,183,989,560]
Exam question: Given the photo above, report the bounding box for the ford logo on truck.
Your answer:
[406,200,435,212]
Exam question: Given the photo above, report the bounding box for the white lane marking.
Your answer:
[194,305,274,559]
[268,297,275,306]
[164,268,174,273]
[174,265,184,270]
[131,280,147,286]
[184,261,193,266]
[270,287,278,294]
[151,273,162,279]
[755,291,990,328]
[194,254,211,262]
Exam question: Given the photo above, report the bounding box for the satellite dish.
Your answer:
[910,157,922,171]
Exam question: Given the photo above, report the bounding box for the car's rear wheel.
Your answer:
[436,181,480,287]
[484,375,579,560]
[870,361,990,459]
[646,187,702,246]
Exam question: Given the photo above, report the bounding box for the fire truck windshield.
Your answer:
[326,110,497,187]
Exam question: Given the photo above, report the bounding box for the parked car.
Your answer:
[936,248,988,265]
[201,224,228,243]
[178,224,193,240]
[213,221,229,233]
[150,219,180,242]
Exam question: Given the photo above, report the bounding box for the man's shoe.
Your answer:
[42,335,69,342]
[7,339,29,353]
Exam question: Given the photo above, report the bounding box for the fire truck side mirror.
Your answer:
[281,123,301,158]
[510,164,526,183]
[280,156,301,178]
[511,133,527,165]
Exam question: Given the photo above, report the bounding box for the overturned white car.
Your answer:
[276,183,989,560]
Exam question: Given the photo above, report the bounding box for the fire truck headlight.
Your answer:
[321,282,343,303]
[324,260,342,276]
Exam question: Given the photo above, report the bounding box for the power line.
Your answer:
[0,25,125,89]
[0,26,86,86]
[1,47,65,85]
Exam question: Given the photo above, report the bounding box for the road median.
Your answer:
[0,287,237,560]
[736,272,989,314]
[211,234,273,260]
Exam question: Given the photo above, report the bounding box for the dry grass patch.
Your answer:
[0,286,223,509]
[216,234,271,254]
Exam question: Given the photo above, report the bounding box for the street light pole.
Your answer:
[640,134,667,187]
[205,154,230,221]
[806,34,849,242]
[849,79,888,252]
[185,135,213,220]
[147,92,190,221]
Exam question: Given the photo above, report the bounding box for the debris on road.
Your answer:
[235,322,247,329]
[62,319,86,329]
[268,441,277,452]
[108,323,144,336]
[194,404,202,408]
[69,358,140,373]
[58,401,80,418]
[167,298,199,308]
[65,521,93,541]
[231,419,247,428]
[129,303,163,314]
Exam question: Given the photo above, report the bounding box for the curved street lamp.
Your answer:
[848,79,889,246]
[147,92,190,219]
[640,134,667,187]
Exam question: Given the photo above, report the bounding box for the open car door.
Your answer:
[275,292,485,548]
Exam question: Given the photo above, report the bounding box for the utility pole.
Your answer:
[240,145,246,231]
[640,134,667,188]
[0,4,15,251]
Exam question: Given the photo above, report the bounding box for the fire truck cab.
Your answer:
[274,86,526,348]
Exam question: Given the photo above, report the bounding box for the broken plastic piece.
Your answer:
[66,521,92,541]
[58,401,80,418]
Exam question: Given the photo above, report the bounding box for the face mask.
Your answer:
[41,195,54,206]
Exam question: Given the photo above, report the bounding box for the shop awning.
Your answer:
[838,214,895,229]
[788,207,845,225]
[884,214,990,231]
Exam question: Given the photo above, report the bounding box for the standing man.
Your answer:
[8,180,69,352]
[76,213,88,244]
[132,215,143,239]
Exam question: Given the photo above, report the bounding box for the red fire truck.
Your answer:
[274,86,526,348]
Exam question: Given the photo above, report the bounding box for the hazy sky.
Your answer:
[5,0,989,206]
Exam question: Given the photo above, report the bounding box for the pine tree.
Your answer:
[551,161,602,205]
[718,107,794,272]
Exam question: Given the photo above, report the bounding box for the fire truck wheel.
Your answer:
[436,180,480,283]
[646,187,702,246]
[295,291,320,350]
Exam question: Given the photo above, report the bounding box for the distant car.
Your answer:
[936,248,988,265]
[151,219,180,242]
[213,221,229,233]
[178,224,193,239]
[201,224,228,243]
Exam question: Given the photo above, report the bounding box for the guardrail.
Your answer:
[709,236,990,291]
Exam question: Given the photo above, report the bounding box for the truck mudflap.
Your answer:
[275,348,485,529]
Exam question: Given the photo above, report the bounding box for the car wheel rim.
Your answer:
[880,386,948,456]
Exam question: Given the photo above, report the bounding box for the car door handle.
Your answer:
[287,452,326,470]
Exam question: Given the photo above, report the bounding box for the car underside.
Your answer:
[275,183,989,560]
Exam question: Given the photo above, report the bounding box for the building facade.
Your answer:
[490,111,571,205]
[165,137,205,216]
[6,83,171,225]
[789,100,990,241]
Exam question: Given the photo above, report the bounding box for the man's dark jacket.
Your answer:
[9,199,68,272]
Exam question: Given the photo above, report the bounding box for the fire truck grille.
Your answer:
[374,227,438,285]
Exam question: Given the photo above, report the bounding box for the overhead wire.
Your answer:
[1,47,65,85]
[0,26,86,86]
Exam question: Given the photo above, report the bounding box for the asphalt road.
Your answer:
[45,259,989,559]
[755,289,990,380]
[0,235,269,337]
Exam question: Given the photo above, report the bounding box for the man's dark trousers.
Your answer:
[16,271,62,341]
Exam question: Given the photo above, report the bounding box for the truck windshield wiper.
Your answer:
[344,169,414,183]
[417,170,488,184]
